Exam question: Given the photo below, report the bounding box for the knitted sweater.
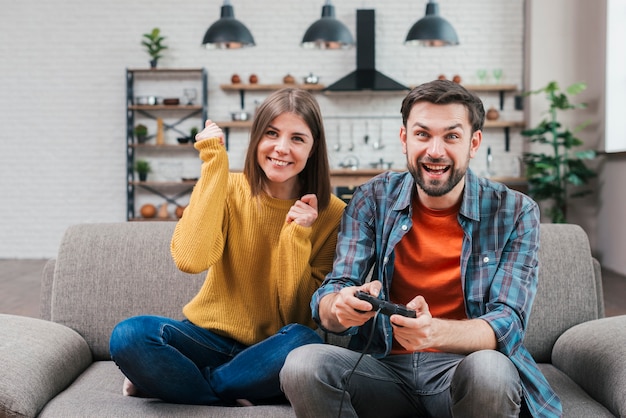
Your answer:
[171,138,346,346]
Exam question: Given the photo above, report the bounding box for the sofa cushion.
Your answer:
[524,224,601,362]
[0,314,92,418]
[39,362,295,418]
[552,316,626,417]
[538,364,614,417]
[50,223,206,360]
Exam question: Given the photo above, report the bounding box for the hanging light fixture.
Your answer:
[301,0,354,50]
[405,0,459,47]
[202,0,255,49]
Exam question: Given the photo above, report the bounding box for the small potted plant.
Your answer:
[133,124,148,143]
[142,28,168,68]
[134,159,152,181]
[189,126,199,143]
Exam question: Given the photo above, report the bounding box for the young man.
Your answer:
[280,80,562,417]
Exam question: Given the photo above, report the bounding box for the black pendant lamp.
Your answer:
[301,0,354,50]
[405,0,459,47]
[202,0,255,49]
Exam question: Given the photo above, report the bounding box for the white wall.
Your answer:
[0,0,531,258]
[525,0,606,256]
[604,0,626,153]
[598,0,626,275]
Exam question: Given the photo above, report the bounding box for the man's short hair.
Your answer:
[400,79,486,133]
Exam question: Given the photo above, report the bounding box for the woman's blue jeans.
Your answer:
[109,315,322,405]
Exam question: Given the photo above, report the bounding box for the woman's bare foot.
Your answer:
[122,377,145,397]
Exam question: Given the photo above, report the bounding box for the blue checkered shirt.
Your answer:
[312,168,562,417]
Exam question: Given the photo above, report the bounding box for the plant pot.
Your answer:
[137,135,148,144]
[150,59,158,69]
[138,172,148,182]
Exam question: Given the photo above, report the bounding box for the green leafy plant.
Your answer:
[521,81,596,223]
[134,159,152,181]
[190,126,199,138]
[142,28,168,68]
[133,124,148,143]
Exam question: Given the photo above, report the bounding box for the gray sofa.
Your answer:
[1,222,625,417]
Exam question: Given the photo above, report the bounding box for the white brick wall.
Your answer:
[0,0,524,258]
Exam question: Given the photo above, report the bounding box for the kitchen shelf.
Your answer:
[484,120,525,128]
[220,83,325,111]
[462,84,518,92]
[484,120,525,151]
[213,120,253,129]
[130,181,197,186]
[465,84,518,110]
[126,67,207,221]
[127,68,207,74]
[220,83,326,91]
[129,143,196,149]
[129,105,203,111]
[219,83,326,148]
[464,84,523,152]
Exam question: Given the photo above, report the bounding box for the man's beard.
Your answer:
[407,157,467,197]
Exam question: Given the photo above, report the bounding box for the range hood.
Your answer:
[325,9,409,92]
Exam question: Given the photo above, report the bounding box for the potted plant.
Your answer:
[134,159,152,181]
[189,126,199,143]
[133,124,148,143]
[521,81,597,223]
[142,28,168,68]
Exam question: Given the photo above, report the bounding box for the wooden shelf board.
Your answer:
[212,120,523,130]
[214,120,253,128]
[128,68,205,74]
[129,105,203,111]
[130,144,196,149]
[462,84,519,92]
[220,83,326,91]
[484,120,525,128]
[130,181,197,186]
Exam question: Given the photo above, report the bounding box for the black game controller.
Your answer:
[355,291,417,318]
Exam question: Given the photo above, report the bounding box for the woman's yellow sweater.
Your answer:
[171,138,346,346]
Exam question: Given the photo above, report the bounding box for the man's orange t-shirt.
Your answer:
[390,198,467,354]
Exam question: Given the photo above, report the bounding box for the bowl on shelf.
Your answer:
[304,73,319,84]
[177,137,190,144]
[163,98,180,105]
[135,96,161,105]
[231,111,251,121]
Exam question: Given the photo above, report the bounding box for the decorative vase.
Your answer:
[486,106,500,121]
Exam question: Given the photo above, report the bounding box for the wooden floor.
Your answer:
[1,259,625,318]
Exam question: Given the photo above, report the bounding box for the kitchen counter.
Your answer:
[330,169,527,193]
[229,169,526,193]
[330,168,397,188]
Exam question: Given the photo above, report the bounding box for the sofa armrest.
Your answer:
[39,258,55,321]
[0,314,92,418]
[552,315,626,417]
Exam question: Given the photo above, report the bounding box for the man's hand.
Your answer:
[390,296,497,354]
[286,194,318,227]
[319,281,383,332]
[388,296,435,351]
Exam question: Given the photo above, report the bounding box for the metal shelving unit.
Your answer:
[126,68,208,221]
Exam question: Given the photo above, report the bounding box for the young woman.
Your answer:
[109,88,346,406]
